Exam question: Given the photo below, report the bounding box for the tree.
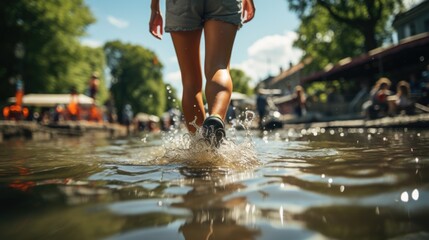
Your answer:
[293,5,365,73]
[287,0,404,52]
[230,68,253,96]
[104,41,166,120]
[0,0,97,102]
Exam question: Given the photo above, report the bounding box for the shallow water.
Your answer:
[1,127,429,240]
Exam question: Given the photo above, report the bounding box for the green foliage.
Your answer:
[294,5,365,73]
[306,81,328,103]
[230,68,253,96]
[104,41,166,118]
[287,0,404,72]
[0,0,99,102]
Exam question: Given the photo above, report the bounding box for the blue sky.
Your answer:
[81,0,302,94]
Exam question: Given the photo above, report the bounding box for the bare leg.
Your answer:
[171,30,205,133]
[204,20,238,120]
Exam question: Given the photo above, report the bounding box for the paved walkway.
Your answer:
[283,113,429,130]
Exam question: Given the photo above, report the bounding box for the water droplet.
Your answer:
[340,185,345,192]
[158,201,163,206]
[400,191,409,202]
[321,174,325,178]
[417,133,421,137]
[328,178,333,184]
[383,137,388,141]
[340,133,345,137]
[415,157,419,163]
[412,189,419,201]
[375,207,380,215]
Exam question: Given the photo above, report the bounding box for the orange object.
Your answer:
[10,104,22,112]
[15,89,23,107]
[3,106,10,118]
[22,107,29,118]
[67,93,80,120]
[89,105,102,122]
[67,102,78,115]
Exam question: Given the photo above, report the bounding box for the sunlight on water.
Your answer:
[152,111,260,170]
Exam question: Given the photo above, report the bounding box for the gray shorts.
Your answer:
[165,0,243,32]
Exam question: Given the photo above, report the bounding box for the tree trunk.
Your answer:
[361,25,378,52]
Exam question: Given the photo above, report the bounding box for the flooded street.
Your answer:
[1,127,429,240]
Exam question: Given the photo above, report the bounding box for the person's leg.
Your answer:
[171,30,206,133]
[203,20,238,120]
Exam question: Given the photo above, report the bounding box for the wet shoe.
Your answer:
[202,115,225,148]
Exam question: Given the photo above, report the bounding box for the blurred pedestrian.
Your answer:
[293,85,306,117]
[256,89,267,129]
[388,80,414,116]
[122,104,134,134]
[364,77,392,119]
[89,72,100,101]
[67,87,80,121]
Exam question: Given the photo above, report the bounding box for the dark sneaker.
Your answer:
[202,115,225,148]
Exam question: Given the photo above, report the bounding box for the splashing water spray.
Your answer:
[153,111,260,170]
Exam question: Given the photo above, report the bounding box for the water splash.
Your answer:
[153,111,260,170]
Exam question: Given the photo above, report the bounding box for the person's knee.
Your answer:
[205,68,232,86]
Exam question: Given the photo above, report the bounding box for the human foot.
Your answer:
[202,115,225,148]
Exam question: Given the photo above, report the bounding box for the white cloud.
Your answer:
[107,16,129,29]
[234,31,303,86]
[166,71,181,83]
[81,39,103,48]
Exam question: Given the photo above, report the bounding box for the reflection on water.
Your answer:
[1,127,429,239]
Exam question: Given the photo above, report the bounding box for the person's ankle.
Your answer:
[209,114,222,120]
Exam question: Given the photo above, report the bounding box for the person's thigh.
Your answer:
[171,30,203,86]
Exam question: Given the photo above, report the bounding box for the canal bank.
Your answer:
[0,121,128,142]
[282,113,429,130]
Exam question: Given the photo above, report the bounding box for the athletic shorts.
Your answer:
[165,0,243,32]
